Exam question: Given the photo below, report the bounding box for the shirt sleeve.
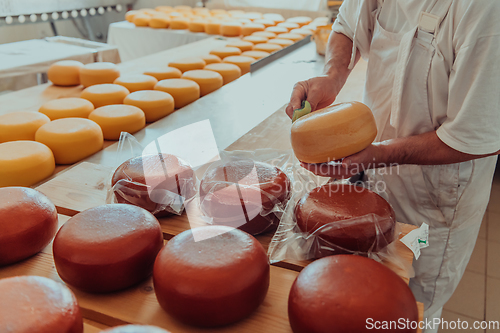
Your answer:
[436,35,500,155]
[332,0,378,61]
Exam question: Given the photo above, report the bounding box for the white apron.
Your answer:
[361,0,497,330]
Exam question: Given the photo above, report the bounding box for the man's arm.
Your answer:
[302,131,499,178]
[285,32,361,117]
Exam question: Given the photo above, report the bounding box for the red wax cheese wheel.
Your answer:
[0,187,58,266]
[199,160,290,235]
[101,325,171,333]
[0,276,83,333]
[48,60,84,86]
[153,226,270,327]
[288,255,418,333]
[295,183,396,255]
[111,154,197,216]
[53,204,163,293]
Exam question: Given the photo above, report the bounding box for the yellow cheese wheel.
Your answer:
[237,18,252,25]
[155,6,173,13]
[89,105,146,140]
[0,112,50,143]
[220,22,242,37]
[149,16,170,28]
[241,50,269,60]
[138,9,156,16]
[154,79,200,109]
[204,63,241,85]
[124,90,175,122]
[143,67,182,81]
[210,9,227,15]
[188,20,207,32]
[200,54,222,65]
[35,118,104,165]
[228,10,245,16]
[170,18,189,29]
[181,70,223,96]
[251,31,276,39]
[267,38,294,47]
[47,60,84,86]
[265,26,288,34]
[242,35,268,44]
[39,98,94,120]
[263,13,285,23]
[241,23,265,36]
[290,28,314,36]
[81,84,130,108]
[125,10,139,22]
[253,19,275,28]
[277,33,303,42]
[168,57,206,73]
[133,14,151,27]
[244,12,262,20]
[291,102,377,163]
[209,47,242,59]
[0,141,55,187]
[205,21,221,35]
[222,56,254,75]
[79,62,120,88]
[286,16,312,27]
[226,40,254,52]
[253,43,283,53]
[114,74,158,93]
[175,5,192,11]
[277,22,300,31]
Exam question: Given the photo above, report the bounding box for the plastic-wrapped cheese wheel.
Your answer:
[153,226,270,327]
[226,40,254,52]
[277,33,303,42]
[209,46,242,59]
[222,56,254,74]
[253,43,283,53]
[53,204,163,293]
[288,255,419,333]
[242,35,268,44]
[155,78,200,108]
[205,21,222,34]
[88,105,146,140]
[0,141,55,187]
[133,14,151,26]
[188,20,206,32]
[39,98,94,120]
[0,187,58,265]
[143,66,182,81]
[267,38,294,47]
[48,60,84,86]
[124,90,175,122]
[252,31,276,38]
[149,15,170,28]
[264,26,288,34]
[0,276,83,333]
[241,23,265,36]
[241,50,269,60]
[114,74,158,93]
[295,183,396,255]
[101,325,171,333]
[0,111,50,142]
[204,63,241,85]
[35,118,103,164]
[170,18,189,29]
[200,54,222,65]
[79,62,120,88]
[168,57,206,73]
[277,22,300,31]
[181,69,223,96]
[220,22,242,36]
[80,83,130,108]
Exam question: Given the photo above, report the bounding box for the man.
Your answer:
[286,1,500,331]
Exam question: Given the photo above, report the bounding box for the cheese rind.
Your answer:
[89,105,146,140]
[267,38,294,47]
[242,35,268,44]
[80,83,130,108]
[253,43,283,53]
[264,26,288,34]
[241,50,269,60]
[205,21,221,34]
[277,33,303,42]
[144,67,182,81]
[79,62,120,88]
[181,70,223,96]
[226,40,254,52]
[48,60,84,86]
[209,47,242,59]
[200,54,222,65]
[222,56,255,74]
[204,63,241,85]
[154,78,200,108]
[220,22,242,37]
[124,90,175,122]
[277,22,300,31]
[35,118,104,164]
[188,20,207,32]
[0,141,55,187]
[169,57,206,73]
[149,16,170,28]
[286,16,313,27]
[251,31,276,38]
[114,74,158,93]
[39,98,95,120]
[133,14,151,26]
[241,23,265,36]
[170,18,189,29]
[0,111,50,142]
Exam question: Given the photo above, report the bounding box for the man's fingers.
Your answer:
[286,82,307,119]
